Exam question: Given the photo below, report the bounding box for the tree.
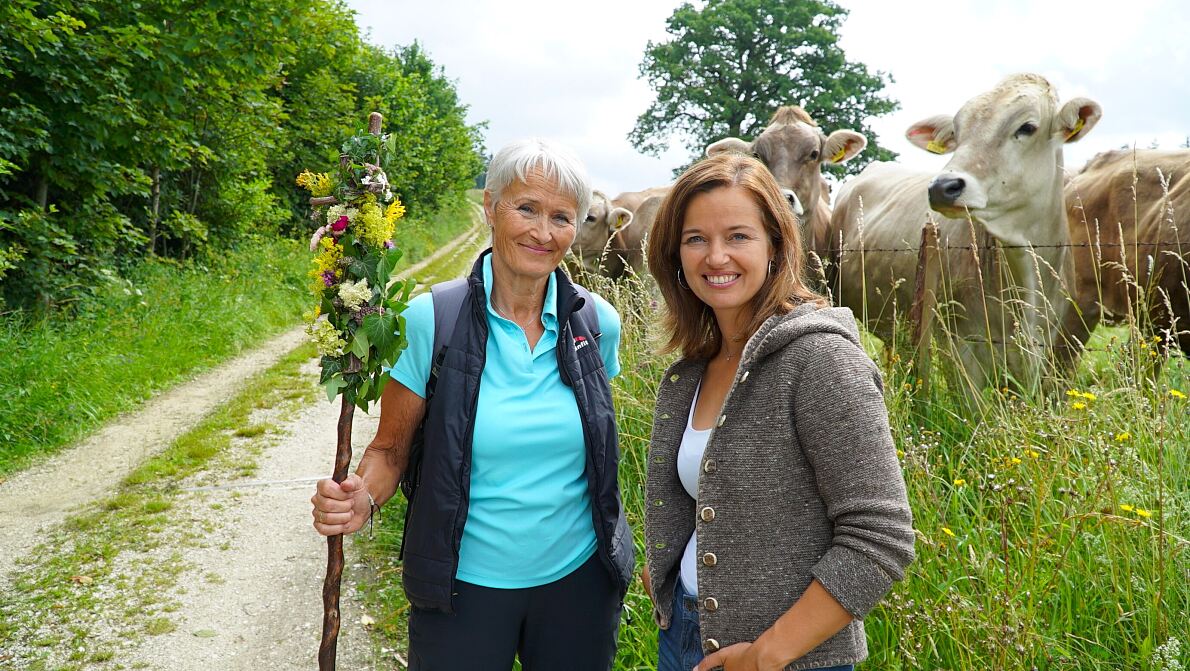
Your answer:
[630,0,898,176]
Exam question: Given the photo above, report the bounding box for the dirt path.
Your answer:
[0,214,486,668]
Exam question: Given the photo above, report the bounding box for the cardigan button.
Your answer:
[703,459,717,474]
[660,412,671,420]
[701,552,717,566]
[740,370,750,383]
[700,506,715,522]
[716,414,726,428]
[703,596,719,612]
[670,374,681,382]
[704,638,721,653]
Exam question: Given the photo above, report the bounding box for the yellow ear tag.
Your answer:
[1065,117,1085,141]
[926,139,948,154]
[831,148,846,163]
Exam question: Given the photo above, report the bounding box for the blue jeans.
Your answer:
[656,580,854,671]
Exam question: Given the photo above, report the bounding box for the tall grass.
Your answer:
[0,237,309,474]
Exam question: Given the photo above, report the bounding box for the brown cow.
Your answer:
[1064,149,1190,356]
[830,74,1101,395]
[706,106,866,279]
[569,187,670,279]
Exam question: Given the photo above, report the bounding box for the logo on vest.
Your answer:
[573,335,589,351]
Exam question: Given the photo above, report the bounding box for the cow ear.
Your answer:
[609,207,633,231]
[823,130,867,164]
[706,137,751,157]
[906,115,956,155]
[1057,98,1102,143]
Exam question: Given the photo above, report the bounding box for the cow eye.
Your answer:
[1015,122,1038,138]
[585,215,596,223]
[808,150,819,161]
[751,151,762,160]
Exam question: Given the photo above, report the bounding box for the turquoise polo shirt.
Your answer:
[388,256,621,588]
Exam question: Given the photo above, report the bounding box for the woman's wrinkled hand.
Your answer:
[311,473,371,536]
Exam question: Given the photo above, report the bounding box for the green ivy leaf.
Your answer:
[363,311,398,360]
[324,375,347,402]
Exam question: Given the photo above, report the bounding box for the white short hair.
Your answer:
[486,138,592,224]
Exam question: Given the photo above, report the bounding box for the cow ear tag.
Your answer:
[1065,117,1085,141]
[926,140,948,154]
[831,148,846,163]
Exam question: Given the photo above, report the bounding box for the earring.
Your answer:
[768,259,776,276]
[677,268,690,290]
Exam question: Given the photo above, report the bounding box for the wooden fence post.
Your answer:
[909,220,941,393]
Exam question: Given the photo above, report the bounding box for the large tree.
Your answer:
[630,0,898,175]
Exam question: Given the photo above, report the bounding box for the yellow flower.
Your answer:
[953,478,966,487]
[384,198,406,224]
[1135,508,1152,518]
[1152,335,1162,342]
[1171,389,1187,400]
[296,170,335,197]
[941,527,956,538]
[1026,449,1040,459]
[1080,392,1097,401]
[1072,402,1086,410]
[1119,504,1134,512]
[1115,431,1131,442]
[1066,389,1081,397]
[896,449,905,459]
[1010,457,1022,465]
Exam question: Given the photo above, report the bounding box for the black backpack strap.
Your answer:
[426,278,469,400]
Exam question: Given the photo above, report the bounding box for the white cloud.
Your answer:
[348,0,1189,194]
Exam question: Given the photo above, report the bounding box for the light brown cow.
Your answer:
[706,106,866,274]
[1064,149,1190,356]
[830,74,1101,394]
[569,187,669,279]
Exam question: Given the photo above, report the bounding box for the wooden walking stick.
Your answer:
[300,112,412,670]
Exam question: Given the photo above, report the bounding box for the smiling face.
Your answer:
[679,185,774,332]
[485,169,578,284]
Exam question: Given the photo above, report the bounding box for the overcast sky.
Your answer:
[348,0,1188,196]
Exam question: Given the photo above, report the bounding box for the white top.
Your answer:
[677,382,711,598]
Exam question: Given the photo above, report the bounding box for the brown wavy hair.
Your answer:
[646,153,827,359]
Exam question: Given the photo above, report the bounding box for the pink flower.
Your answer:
[309,225,328,252]
[331,215,349,233]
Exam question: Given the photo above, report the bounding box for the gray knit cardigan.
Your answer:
[644,303,915,670]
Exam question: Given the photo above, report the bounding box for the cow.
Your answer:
[569,187,669,279]
[1063,149,1190,356]
[706,106,867,287]
[830,73,1101,395]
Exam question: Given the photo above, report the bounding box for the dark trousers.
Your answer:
[408,553,621,671]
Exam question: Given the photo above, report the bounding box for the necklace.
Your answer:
[493,300,541,326]
[720,333,744,361]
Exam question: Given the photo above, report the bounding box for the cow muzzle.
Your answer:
[781,189,804,218]
[928,171,986,215]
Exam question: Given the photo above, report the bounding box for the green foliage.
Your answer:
[0,0,484,311]
[0,238,309,474]
[630,0,899,176]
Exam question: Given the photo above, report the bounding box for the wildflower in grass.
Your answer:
[1135,508,1152,518]
[1010,457,1022,465]
[1026,449,1040,459]
[1116,431,1131,442]
[1072,401,1086,410]
[1080,391,1096,401]
[953,478,966,487]
[338,278,372,312]
[1119,504,1134,512]
[1171,389,1187,400]
[1066,389,1081,397]
[941,527,955,538]
[896,449,905,460]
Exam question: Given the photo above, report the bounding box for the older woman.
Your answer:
[642,153,914,671]
[311,139,633,670]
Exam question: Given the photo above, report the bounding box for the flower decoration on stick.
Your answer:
[295,112,413,671]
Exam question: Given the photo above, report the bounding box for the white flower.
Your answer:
[338,278,372,312]
[326,204,358,225]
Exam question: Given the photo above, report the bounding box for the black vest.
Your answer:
[401,250,634,612]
